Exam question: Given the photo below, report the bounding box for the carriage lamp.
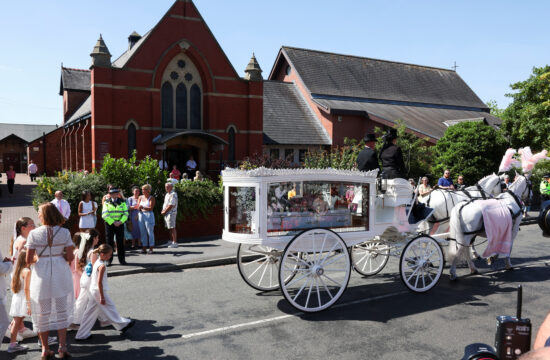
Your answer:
[378,173,388,194]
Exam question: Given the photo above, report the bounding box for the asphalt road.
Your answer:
[5,223,550,360]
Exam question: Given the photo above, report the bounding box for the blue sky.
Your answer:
[0,0,548,125]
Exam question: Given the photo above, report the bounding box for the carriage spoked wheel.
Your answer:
[351,240,390,276]
[399,235,444,293]
[279,229,351,313]
[237,244,290,291]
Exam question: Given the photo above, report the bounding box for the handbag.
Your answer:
[85,261,93,277]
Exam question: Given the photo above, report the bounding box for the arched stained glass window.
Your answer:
[228,127,235,162]
[128,123,136,157]
[161,82,173,128]
[190,84,201,129]
[176,83,187,129]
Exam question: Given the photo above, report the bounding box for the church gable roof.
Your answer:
[65,96,91,127]
[59,67,91,95]
[111,30,151,68]
[263,81,331,145]
[0,123,57,143]
[275,46,488,110]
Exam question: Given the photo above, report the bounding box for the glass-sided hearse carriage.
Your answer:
[222,168,442,312]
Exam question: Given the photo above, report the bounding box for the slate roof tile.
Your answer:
[263,81,331,145]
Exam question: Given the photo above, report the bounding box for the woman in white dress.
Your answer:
[26,203,75,359]
[78,191,97,232]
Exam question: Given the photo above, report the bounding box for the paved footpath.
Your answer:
[0,174,238,276]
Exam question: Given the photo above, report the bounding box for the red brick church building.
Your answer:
[30,0,500,174]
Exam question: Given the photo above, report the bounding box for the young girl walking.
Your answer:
[75,244,134,340]
[7,217,36,341]
[71,229,100,329]
[8,250,30,353]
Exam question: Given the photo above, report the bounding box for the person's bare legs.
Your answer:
[170,228,177,244]
[38,331,51,356]
[57,328,69,357]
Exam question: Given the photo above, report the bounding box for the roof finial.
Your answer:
[90,34,112,69]
[244,53,263,81]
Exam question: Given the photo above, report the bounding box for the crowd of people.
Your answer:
[0,166,193,355]
[0,206,135,357]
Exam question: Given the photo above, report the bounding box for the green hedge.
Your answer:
[32,153,223,227]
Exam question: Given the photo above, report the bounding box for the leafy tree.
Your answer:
[486,99,505,119]
[374,121,433,181]
[501,65,550,151]
[431,121,507,184]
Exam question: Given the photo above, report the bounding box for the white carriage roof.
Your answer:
[222,167,378,178]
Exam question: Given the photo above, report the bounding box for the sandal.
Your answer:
[57,345,71,359]
[41,350,54,360]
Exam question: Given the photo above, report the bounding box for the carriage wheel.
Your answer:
[351,240,389,276]
[399,235,444,293]
[279,229,351,313]
[237,244,285,291]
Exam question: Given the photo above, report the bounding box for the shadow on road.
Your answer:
[0,184,36,207]
[275,264,550,322]
[69,319,180,359]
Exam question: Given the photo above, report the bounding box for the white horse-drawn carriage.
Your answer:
[222,167,443,312]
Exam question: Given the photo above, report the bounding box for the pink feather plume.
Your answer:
[498,148,517,173]
[519,147,548,173]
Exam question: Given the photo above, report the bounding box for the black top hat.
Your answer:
[363,133,376,142]
[109,188,120,193]
[384,128,398,141]
[543,174,550,178]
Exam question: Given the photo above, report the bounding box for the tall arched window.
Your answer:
[190,84,201,129]
[176,83,187,129]
[128,123,136,157]
[161,82,173,128]
[160,54,202,130]
[228,127,236,162]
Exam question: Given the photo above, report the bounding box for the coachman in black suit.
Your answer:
[356,133,379,172]
[379,129,406,179]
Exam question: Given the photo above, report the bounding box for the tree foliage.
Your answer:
[501,65,550,151]
[303,138,363,170]
[431,122,507,184]
[374,122,433,181]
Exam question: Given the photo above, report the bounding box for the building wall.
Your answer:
[85,0,263,175]
[27,127,63,176]
[63,89,90,123]
[0,136,27,173]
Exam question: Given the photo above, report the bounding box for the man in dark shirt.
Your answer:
[455,175,466,190]
[379,129,406,179]
[356,133,379,172]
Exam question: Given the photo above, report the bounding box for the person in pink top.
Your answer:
[6,165,16,194]
[170,165,181,180]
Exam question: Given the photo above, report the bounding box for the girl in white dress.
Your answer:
[71,229,100,328]
[75,244,134,340]
[8,250,30,353]
[7,217,36,341]
[78,191,97,232]
[26,203,75,359]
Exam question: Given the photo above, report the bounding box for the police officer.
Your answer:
[541,174,550,202]
[379,128,406,179]
[102,188,129,265]
[356,133,379,172]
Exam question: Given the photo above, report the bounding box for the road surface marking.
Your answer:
[181,290,408,340]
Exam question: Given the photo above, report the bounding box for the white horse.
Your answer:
[417,174,504,259]
[447,174,529,280]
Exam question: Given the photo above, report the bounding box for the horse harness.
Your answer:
[427,183,491,224]
[457,190,523,236]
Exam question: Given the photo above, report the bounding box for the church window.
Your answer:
[190,84,201,129]
[161,54,202,130]
[286,65,291,76]
[176,83,188,129]
[161,82,173,128]
[128,123,136,157]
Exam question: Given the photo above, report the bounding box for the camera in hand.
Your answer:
[463,285,531,360]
